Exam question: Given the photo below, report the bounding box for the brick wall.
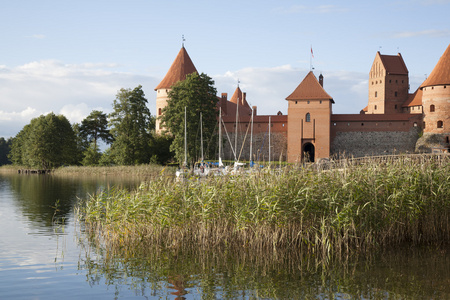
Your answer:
[222,132,287,162]
[331,127,421,158]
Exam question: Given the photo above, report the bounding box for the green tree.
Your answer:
[78,110,112,166]
[80,110,112,148]
[72,123,88,165]
[160,72,218,165]
[109,85,153,165]
[149,134,175,165]
[9,113,77,169]
[0,137,12,165]
[82,142,102,166]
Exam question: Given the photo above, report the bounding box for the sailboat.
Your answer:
[193,112,211,177]
[176,107,189,179]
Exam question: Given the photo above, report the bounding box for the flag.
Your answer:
[311,46,314,58]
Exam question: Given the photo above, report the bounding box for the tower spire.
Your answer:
[182,34,185,47]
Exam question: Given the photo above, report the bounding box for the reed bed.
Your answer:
[53,164,172,177]
[77,154,450,258]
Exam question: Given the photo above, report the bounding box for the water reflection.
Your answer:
[1,172,449,299]
[77,238,450,299]
[3,173,143,234]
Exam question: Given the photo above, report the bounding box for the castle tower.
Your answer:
[154,46,197,133]
[420,44,450,136]
[286,72,334,163]
[367,52,409,114]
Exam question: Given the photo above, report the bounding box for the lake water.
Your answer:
[0,173,449,299]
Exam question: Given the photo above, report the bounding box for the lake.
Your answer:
[0,172,449,299]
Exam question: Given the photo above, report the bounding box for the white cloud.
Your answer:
[0,60,160,138]
[29,34,46,39]
[274,4,348,14]
[392,29,450,38]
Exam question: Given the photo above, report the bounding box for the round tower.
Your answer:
[154,46,197,133]
[417,44,450,152]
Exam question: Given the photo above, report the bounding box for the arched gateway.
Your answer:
[303,142,315,162]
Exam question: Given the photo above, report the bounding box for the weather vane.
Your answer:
[182,35,185,47]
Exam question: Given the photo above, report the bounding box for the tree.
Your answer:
[9,113,77,169]
[109,85,153,165]
[80,110,112,148]
[0,137,12,165]
[160,72,218,165]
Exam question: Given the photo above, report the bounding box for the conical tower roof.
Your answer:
[286,71,333,102]
[420,44,450,88]
[155,47,198,90]
[229,86,250,108]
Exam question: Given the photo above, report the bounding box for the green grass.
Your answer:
[77,154,450,258]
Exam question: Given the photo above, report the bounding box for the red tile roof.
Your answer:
[379,52,408,75]
[402,88,423,107]
[154,47,198,90]
[420,43,450,88]
[285,71,334,102]
[229,86,250,108]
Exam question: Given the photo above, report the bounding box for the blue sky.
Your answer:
[1,0,449,138]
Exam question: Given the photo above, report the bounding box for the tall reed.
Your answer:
[77,154,450,258]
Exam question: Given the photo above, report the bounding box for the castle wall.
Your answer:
[222,132,287,162]
[330,114,422,158]
[221,114,288,162]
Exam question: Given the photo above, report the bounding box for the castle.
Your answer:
[155,44,450,163]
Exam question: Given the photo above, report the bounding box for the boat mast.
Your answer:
[234,97,239,162]
[268,116,271,165]
[184,106,187,167]
[250,107,253,165]
[200,112,203,162]
[218,107,223,166]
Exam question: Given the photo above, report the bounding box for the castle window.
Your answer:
[430,104,435,112]
[395,92,398,97]
[307,101,310,104]
[423,122,426,128]
[320,100,322,104]
[376,81,378,84]
[282,123,285,127]
[413,122,418,127]
[395,104,398,109]
[389,80,392,83]
[333,123,336,126]
[375,105,377,110]
[396,80,398,83]
[295,101,298,104]
[380,80,382,83]
[306,113,311,122]
[361,123,364,126]
[437,121,443,128]
[158,108,162,116]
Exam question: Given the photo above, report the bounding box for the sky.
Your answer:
[1,0,449,138]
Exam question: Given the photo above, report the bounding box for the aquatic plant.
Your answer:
[77,154,450,258]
